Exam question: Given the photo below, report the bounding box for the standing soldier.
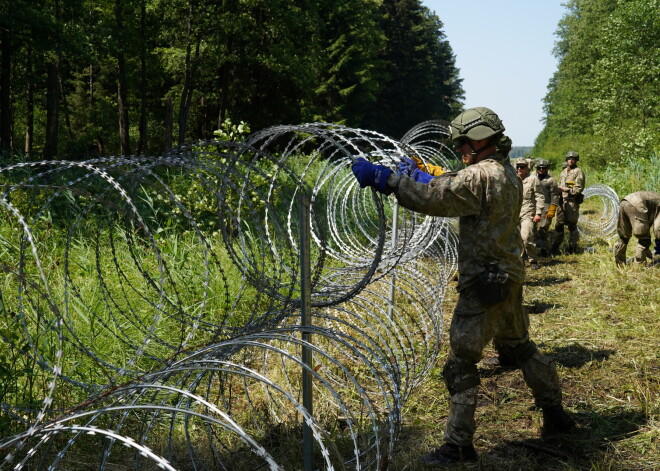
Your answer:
[535,158,560,257]
[612,191,660,265]
[551,151,585,254]
[351,107,574,466]
[516,158,545,269]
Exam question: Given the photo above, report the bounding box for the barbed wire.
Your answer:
[578,183,620,243]
[0,123,460,470]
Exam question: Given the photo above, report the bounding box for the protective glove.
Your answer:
[403,155,446,177]
[396,157,434,184]
[351,158,394,194]
[546,204,557,220]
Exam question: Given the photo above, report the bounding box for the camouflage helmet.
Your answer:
[536,158,550,168]
[450,107,505,141]
[497,134,512,153]
[515,157,529,168]
[566,150,579,161]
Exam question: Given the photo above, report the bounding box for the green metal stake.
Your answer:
[299,190,313,471]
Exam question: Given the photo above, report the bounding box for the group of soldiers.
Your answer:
[514,150,585,269]
[513,150,660,267]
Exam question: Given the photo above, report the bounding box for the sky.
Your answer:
[421,1,568,147]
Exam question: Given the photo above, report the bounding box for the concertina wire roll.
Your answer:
[0,121,616,470]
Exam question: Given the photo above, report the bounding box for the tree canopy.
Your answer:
[0,0,464,159]
[535,0,660,167]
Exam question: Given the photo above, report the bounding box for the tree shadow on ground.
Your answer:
[542,343,616,368]
[482,409,649,470]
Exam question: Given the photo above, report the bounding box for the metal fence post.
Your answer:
[299,190,313,471]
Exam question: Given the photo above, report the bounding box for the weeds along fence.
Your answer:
[0,120,619,470]
[0,122,461,470]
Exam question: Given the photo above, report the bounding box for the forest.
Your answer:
[535,0,660,170]
[0,0,463,160]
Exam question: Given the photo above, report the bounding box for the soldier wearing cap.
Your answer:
[516,158,545,269]
[350,107,574,466]
[535,158,560,256]
[551,151,585,254]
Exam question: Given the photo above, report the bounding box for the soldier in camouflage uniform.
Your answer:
[535,159,560,256]
[551,151,585,254]
[612,191,660,265]
[351,107,574,466]
[516,158,545,269]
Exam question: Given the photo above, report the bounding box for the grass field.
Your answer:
[391,243,659,471]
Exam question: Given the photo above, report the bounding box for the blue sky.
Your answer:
[421,1,568,146]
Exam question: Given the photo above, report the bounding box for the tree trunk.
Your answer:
[0,27,12,154]
[24,49,34,158]
[44,59,59,159]
[136,0,147,155]
[163,94,173,152]
[177,1,199,146]
[115,0,130,155]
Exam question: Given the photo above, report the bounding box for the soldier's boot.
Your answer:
[550,227,564,255]
[567,225,580,254]
[421,442,478,466]
[542,405,576,435]
[635,238,653,264]
[613,238,628,266]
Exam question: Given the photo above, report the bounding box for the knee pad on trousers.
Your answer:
[496,340,538,366]
[639,238,651,249]
[442,356,480,396]
[567,223,578,232]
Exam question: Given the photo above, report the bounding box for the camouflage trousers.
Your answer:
[443,282,562,447]
[520,217,538,261]
[552,200,580,248]
[613,199,660,264]
[536,215,553,253]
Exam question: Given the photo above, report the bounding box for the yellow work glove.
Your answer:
[546,204,556,219]
[566,181,575,188]
[411,154,445,176]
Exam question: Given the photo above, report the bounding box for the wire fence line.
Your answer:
[0,122,617,470]
[0,122,459,470]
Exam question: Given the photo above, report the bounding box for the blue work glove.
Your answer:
[397,157,433,184]
[351,158,394,194]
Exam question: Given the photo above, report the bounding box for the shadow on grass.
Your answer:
[480,409,648,470]
[525,274,572,287]
[544,343,616,368]
[524,301,557,314]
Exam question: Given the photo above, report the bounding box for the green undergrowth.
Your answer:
[391,245,659,470]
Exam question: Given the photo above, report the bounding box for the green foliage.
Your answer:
[2,0,464,158]
[213,118,251,142]
[537,0,660,164]
[592,154,660,197]
[373,0,464,138]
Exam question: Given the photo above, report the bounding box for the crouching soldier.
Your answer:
[613,191,660,266]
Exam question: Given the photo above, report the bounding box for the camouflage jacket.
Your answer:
[558,166,585,201]
[622,191,660,223]
[520,173,545,219]
[388,154,524,290]
[538,173,560,210]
